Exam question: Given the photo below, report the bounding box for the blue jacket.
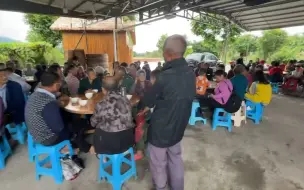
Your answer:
[6,80,25,124]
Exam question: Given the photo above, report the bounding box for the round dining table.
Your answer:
[63,92,140,115]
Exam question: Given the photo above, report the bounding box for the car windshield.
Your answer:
[186,53,202,61]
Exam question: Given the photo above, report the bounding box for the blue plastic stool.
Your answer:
[32,134,74,184]
[189,101,207,125]
[212,108,232,132]
[6,122,27,144]
[98,147,137,190]
[245,100,264,124]
[28,132,36,162]
[270,82,279,94]
[0,133,12,170]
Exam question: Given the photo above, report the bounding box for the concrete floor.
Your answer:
[1,94,304,190]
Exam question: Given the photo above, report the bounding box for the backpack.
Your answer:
[223,81,242,113]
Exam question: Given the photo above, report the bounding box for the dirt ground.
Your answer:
[1,94,304,190]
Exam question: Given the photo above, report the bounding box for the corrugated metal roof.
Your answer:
[50,17,134,31]
[1,0,304,31]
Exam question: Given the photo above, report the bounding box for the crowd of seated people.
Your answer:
[0,66,26,147]
[192,59,273,116]
[78,68,101,95]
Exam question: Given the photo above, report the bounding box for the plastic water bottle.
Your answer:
[121,87,127,96]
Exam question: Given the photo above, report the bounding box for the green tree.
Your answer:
[190,41,220,57]
[232,34,258,54]
[191,15,242,44]
[259,29,288,60]
[156,34,168,53]
[24,14,62,47]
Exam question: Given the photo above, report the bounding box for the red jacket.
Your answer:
[269,67,283,75]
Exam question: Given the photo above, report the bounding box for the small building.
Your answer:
[51,17,135,70]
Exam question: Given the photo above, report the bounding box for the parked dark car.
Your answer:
[186,52,221,71]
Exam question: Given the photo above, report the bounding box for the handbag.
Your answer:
[223,81,242,113]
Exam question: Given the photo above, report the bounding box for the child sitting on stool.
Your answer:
[196,68,210,96]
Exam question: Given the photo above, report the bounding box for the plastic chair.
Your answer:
[6,122,27,144]
[32,133,74,184]
[98,147,137,190]
[270,82,279,94]
[245,99,264,124]
[28,132,36,162]
[231,101,247,127]
[189,101,207,126]
[0,133,12,170]
[212,108,232,132]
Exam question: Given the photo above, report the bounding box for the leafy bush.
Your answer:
[0,42,64,66]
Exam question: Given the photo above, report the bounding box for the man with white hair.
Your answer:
[140,34,196,190]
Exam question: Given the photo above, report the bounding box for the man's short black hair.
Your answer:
[217,64,225,69]
[41,72,60,87]
[214,69,226,77]
[42,64,47,71]
[120,62,128,68]
[5,67,14,73]
[48,64,61,74]
[72,56,78,61]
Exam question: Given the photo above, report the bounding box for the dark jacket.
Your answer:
[142,58,196,148]
[78,77,102,94]
[15,69,22,77]
[6,80,25,124]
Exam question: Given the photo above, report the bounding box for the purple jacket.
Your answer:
[213,79,233,104]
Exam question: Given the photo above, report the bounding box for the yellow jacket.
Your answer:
[245,82,272,105]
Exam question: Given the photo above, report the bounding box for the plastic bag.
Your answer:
[61,155,83,181]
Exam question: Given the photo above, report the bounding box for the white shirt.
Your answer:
[0,84,7,109]
[8,73,31,93]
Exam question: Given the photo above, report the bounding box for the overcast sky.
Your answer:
[0,10,304,53]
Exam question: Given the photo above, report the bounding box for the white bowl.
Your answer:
[127,95,132,100]
[92,89,98,93]
[85,92,93,99]
[79,100,88,106]
[70,97,79,104]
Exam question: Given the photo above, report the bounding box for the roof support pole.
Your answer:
[113,17,118,62]
[223,23,231,64]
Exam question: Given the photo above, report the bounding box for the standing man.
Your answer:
[236,52,245,67]
[140,35,196,190]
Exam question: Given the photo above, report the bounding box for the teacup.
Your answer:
[79,99,88,106]
[85,92,93,99]
[70,97,79,104]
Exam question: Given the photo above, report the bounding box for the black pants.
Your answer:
[0,128,12,142]
[41,109,92,153]
[94,128,134,155]
[198,96,224,112]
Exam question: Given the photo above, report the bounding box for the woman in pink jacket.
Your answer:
[199,70,233,111]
